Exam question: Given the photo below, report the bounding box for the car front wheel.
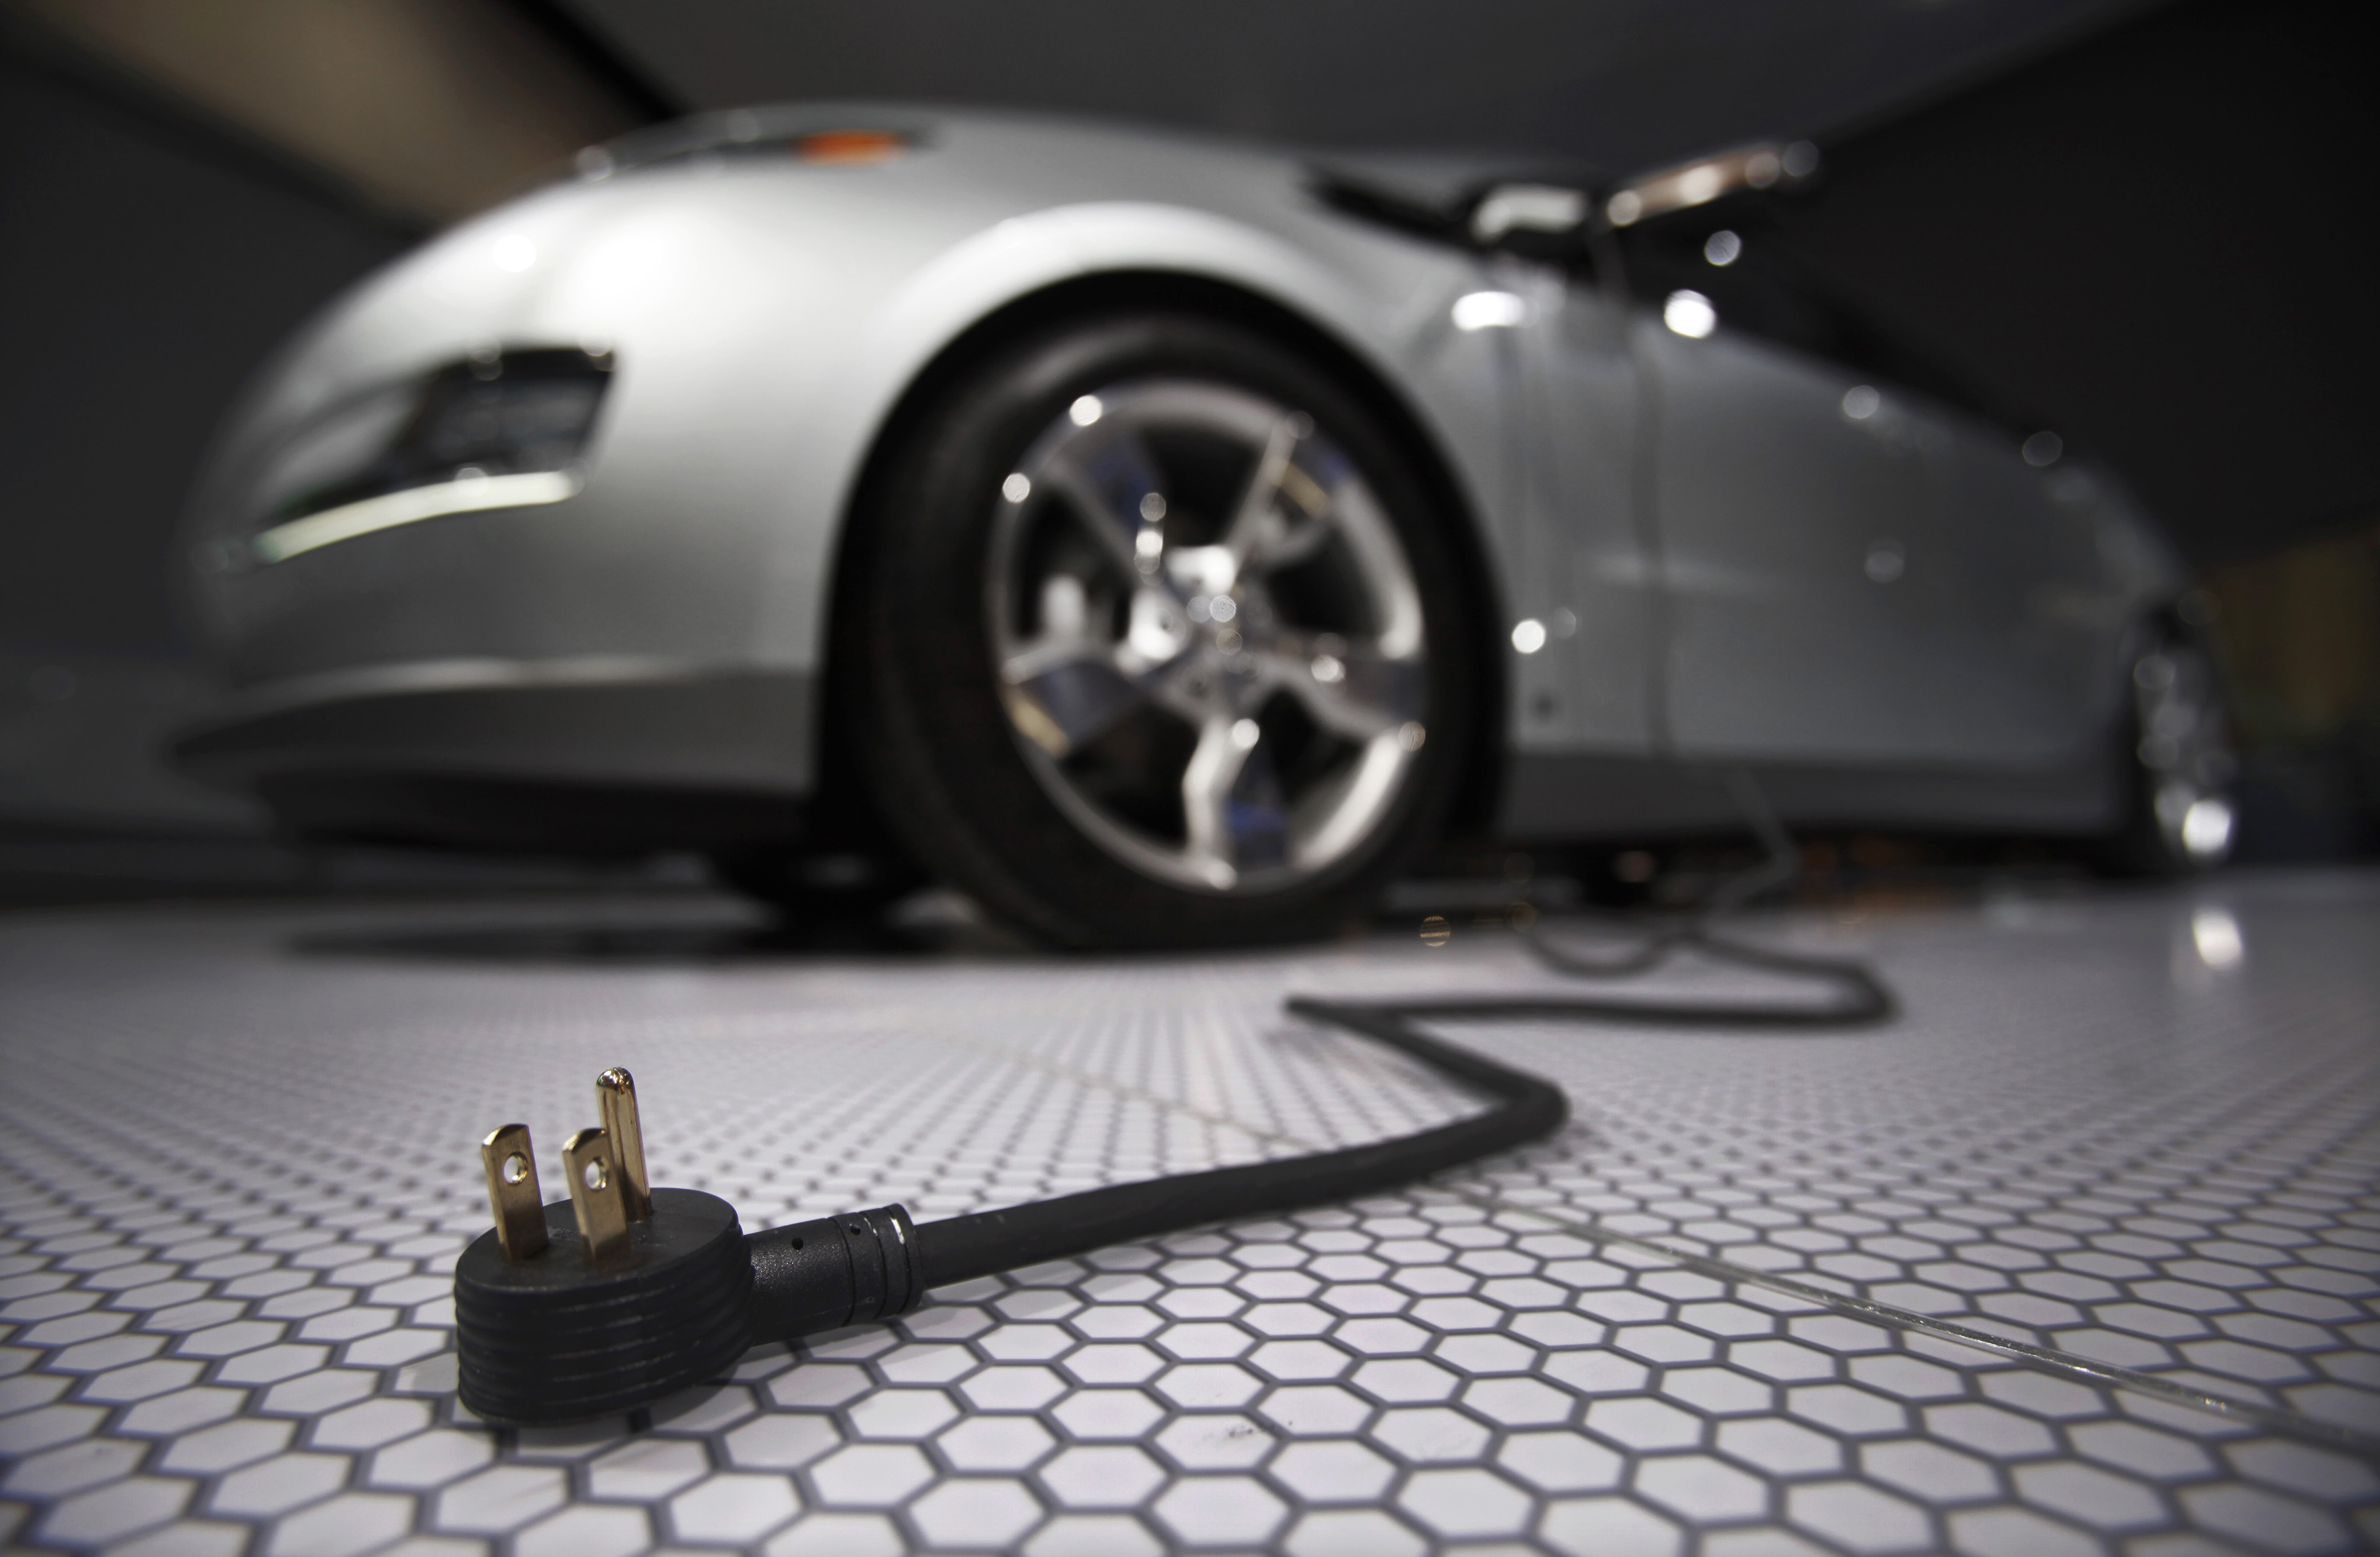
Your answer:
[849,312,1478,947]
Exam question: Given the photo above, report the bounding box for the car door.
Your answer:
[1927,416,2131,765]
[1630,275,1949,763]
[1618,212,2043,768]
[1509,264,1658,754]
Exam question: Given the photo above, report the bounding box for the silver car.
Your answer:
[175,106,2234,945]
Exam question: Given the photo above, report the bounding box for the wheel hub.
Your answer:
[987,380,1429,893]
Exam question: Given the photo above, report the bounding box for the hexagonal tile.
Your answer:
[668,1471,801,1543]
[1150,1475,1288,1546]
[809,1443,935,1507]
[1039,1443,1165,1509]
[1270,1439,1394,1503]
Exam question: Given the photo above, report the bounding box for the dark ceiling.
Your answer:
[558,0,2149,175]
[560,0,2377,565]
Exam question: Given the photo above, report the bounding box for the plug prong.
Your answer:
[596,1067,652,1222]
[562,1126,630,1267]
[479,1124,549,1261]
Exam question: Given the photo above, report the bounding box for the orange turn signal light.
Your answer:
[795,131,908,165]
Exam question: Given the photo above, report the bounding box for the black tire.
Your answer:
[848,311,1478,948]
[2103,614,2238,875]
[711,713,928,924]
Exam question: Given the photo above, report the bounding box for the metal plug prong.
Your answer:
[479,1124,549,1261]
[596,1067,652,1222]
[562,1126,630,1267]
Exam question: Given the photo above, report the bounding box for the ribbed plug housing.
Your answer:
[455,1186,751,1424]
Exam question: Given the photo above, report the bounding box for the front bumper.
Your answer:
[174,662,815,852]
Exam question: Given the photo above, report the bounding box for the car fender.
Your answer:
[181,114,1525,802]
[753,197,1509,665]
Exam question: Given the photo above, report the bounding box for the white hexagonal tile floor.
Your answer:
[3,871,2377,1554]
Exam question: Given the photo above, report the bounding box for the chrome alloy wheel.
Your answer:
[987,380,1429,893]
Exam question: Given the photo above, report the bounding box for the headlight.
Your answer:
[245,347,614,565]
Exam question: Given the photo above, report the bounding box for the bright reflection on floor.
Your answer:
[2192,905,2245,971]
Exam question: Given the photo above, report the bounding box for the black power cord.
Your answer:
[454,773,1888,1424]
[1514,769,1890,1022]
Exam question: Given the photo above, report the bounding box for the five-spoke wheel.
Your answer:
[989,380,1430,893]
[853,311,1474,946]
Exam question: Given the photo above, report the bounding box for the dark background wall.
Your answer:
[0,0,641,844]
[1775,0,2379,565]
[0,40,409,831]
[0,54,409,661]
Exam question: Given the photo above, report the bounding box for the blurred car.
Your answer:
[173,107,2234,945]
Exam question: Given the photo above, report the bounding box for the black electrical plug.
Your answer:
[453,1069,921,1424]
[453,1008,1580,1424]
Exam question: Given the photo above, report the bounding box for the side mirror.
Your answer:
[1603,140,1820,228]
[1472,184,1588,244]
[1469,184,1593,263]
